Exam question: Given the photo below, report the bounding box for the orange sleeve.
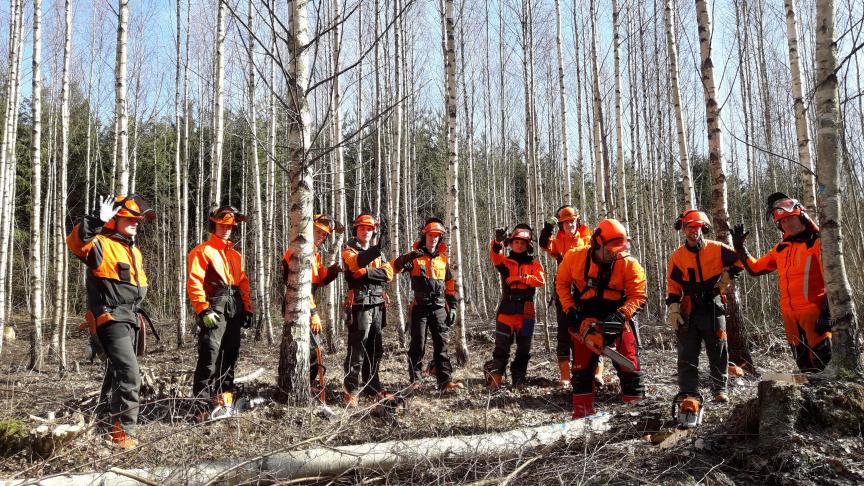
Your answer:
[619,257,647,321]
[282,248,293,285]
[379,259,394,282]
[489,239,506,266]
[743,248,777,276]
[66,223,97,259]
[186,247,210,315]
[238,255,253,313]
[312,252,326,285]
[556,250,578,312]
[342,246,361,272]
[520,261,545,287]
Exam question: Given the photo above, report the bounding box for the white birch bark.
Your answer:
[210,0,227,206]
[613,0,627,224]
[29,0,45,370]
[590,0,606,216]
[554,0,572,204]
[784,0,816,214]
[174,0,187,346]
[664,0,695,209]
[114,0,130,195]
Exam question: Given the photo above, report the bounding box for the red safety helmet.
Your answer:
[556,206,580,224]
[674,209,711,233]
[113,194,155,221]
[421,217,446,236]
[509,224,534,242]
[591,218,630,254]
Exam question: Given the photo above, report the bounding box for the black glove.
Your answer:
[731,223,749,251]
[539,222,555,248]
[243,312,254,329]
[494,227,508,243]
[601,311,626,345]
[566,308,581,330]
[815,311,832,334]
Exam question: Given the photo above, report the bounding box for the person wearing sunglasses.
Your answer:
[67,194,155,449]
[555,218,647,418]
[731,193,831,372]
[187,206,254,419]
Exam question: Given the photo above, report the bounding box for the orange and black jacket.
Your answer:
[539,225,592,263]
[187,235,253,315]
[67,215,148,326]
[738,229,825,313]
[666,240,742,309]
[342,238,394,306]
[282,247,340,317]
[392,242,457,308]
[490,240,545,311]
[555,246,647,321]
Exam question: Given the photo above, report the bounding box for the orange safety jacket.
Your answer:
[666,240,742,314]
[391,241,457,308]
[541,225,591,263]
[342,238,394,306]
[740,229,825,313]
[67,215,148,327]
[187,235,253,315]
[555,246,647,321]
[490,240,545,329]
[282,247,340,319]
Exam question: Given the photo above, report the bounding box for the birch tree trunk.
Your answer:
[443,0,469,364]
[590,0,606,216]
[29,0,44,370]
[114,0,130,195]
[173,0,187,347]
[210,0,227,206]
[390,0,407,345]
[613,0,627,224]
[784,0,816,214]
[813,0,863,375]
[278,0,313,404]
[695,0,753,372]
[665,0,695,209]
[554,0,571,204]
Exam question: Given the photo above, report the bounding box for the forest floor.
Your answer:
[1,315,863,485]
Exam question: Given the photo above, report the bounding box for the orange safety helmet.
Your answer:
[765,192,819,233]
[591,218,630,253]
[509,224,534,242]
[352,213,378,235]
[113,194,155,221]
[556,205,580,224]
[314,214,335,236]
[208,206,247,232]
[674,209,712,233]
[421,217,446,236]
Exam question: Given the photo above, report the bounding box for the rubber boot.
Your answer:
[594,359,605,386]
[558,359,571,387]
[572,393,595,419]
[487,373,504,391]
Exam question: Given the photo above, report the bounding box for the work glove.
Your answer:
[494,227,508,243]
[545,216,558,227]
[98,195,120,223]
[815,310,832,334]
[242,312,254,329]
[447,307,457,326]
[199,309,226,329]
[601,311,626,345]
[667,302,685,332]
[311,313,322,333]
[714,269,733,293]
[566,308,581,331]
[731,224,749,250]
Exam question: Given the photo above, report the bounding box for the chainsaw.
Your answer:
[569,318,636,372]
[672,392,704,429]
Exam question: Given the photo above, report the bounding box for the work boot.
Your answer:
[344,392,359,408]
[594,360,605,386]
[712,392,729,403]
[557,359,571,387]
[486,373,504,391]
[571,393,595,419]
[110,422,138,450]
[728,363,745,378]
[440,381,464,392]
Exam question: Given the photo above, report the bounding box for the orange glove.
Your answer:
[352,268,367,279]
[311,313,322,333]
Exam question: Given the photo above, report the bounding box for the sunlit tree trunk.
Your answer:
[664,0,694,209]
[29,0,45,370]
[589,0,606,216]
[554,0,571,204]
[113,0,130,195]
[173,0,188,347]
[210,0,227,206]
[613,0,627,224]
[784,0,816,213]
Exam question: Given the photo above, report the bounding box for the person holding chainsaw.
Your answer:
[67,194,155,449]
[484,224,546,390]
[732,193,831,372]
[392,218,464,392]
[342,214,395,407]
[555,218,647,418]
[667,210,742,405]
[282,214,342,403]
[538,205,599,387]
[187,206,254,419]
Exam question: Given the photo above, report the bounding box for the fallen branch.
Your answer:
[235,367,266,384]
[5,414,611,485]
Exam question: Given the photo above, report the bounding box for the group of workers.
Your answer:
[67,190,832,449]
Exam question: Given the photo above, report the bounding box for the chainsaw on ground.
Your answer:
[672,392,704,429]
[569,318,636,372]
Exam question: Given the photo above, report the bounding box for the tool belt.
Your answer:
[501,289,535,303]
[210,285,242,298]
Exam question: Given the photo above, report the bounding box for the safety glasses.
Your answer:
[768,198,801,221]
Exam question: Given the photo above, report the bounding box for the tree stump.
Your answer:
[757,380,803,451]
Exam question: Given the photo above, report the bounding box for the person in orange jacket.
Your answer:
[187,206,254,417]
[732,193,831,372]
[342,214,395,406]
[67,195,155,449]
[282,214,342,402]
[539,205,596,386]
[483,224,546,390]
[667,210,742,403]
[556,219,647,418]
[392,218,464,392]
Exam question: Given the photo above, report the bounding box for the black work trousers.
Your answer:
[407,304,453,386]
[677,297,728,395]
[96,320,141,434]
[193,295,244,400]
[486,322,533,385]
[343,304,385,395]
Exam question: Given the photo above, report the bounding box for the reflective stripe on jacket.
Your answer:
[742,230,824,312]
[555,246,646,320]
[187,235,253,315]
